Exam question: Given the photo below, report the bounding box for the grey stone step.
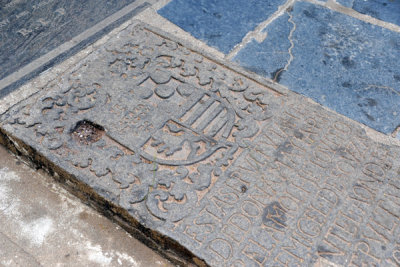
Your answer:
[1,21,399,266]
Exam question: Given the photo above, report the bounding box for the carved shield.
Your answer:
[106,81,235,166]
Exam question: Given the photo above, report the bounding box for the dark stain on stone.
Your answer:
[394,74,400,81]
[381,245,386,250]
[262,201,287,229]
[213,12,222,19]
[286,6,293,13]
[275,140,293,158]
[366,98,377,107]
[294,130,304,139]
[341,56,356,69]
[240,185,248,193]
[317,245,334,259]
[72,120,104,145]
[271,67,284,83]
[362,110,375,121]
[303,9,316,19]
[358,98,377,108]
[342,81,351,88]
[206,33,222,40]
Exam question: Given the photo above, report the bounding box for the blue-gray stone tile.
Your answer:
[234,1,400,134]
[158,0,287,54]
[334,0,400,26]
[352,0,400,26]
[0,0,140,82]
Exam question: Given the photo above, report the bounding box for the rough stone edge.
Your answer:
[0,127,203,267]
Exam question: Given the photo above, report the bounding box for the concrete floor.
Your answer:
[0,145,172,267]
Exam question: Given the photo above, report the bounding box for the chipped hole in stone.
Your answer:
[241,185,248,193]
[71,120,104,145]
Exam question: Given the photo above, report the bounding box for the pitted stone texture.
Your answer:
[1,24,400,266]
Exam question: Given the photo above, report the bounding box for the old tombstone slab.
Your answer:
[0,0,148,97]
[1,22,400,266]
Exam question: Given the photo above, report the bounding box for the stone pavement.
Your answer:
[0,145,172,266]
[158,0,400,139]
[1,1,400,267]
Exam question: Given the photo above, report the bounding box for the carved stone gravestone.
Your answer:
[1,22,399,266]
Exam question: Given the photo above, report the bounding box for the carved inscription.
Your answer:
[175,99,400,266]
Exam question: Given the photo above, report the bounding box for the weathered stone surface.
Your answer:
[1,23,400,266]
[157,0,287,54]
[234,1,400,136]
[0,0,147,96]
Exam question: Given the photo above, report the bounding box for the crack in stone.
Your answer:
[273,10,296,82]
[227,0,296,60]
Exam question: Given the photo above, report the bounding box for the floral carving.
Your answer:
[2,24,275,223]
